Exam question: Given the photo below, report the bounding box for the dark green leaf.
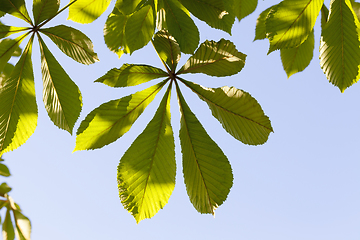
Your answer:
[75,80,167,151]
[118,86,175,223]
[115,0,143,15]
[0,163,11,177]
[0,183,12,195]
[152,30,181,71]
[32,0,60,25]
[0,0,32,24]
[176,84,233,214]
[0,36,27,74]
[38,36,82,133]
[95,64,168,87]
[178,39,246,77]
[40,25,99,65]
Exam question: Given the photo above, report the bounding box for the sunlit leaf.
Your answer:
[281,29,314,78]
[32,0,60,25]
[177,85,233,214]
[40,25,99,65]
[0,183,12,195]
[233,0,258,22]
[0,163,11,177]
[179,0,235,34]
[38,36,82,133]
[118,86,175,223]
[321,3,329,28]
[163,0,199,54]
[181,79,273,145]
[75,80,167,151]
[0,36,37,155]
[178,39,246,77]
[0,35,27,74]
[0,25,28,40]
[0,0,32,24]
[125,4,155,53]
[266,0,323,53]
[152,30,181,71]
[2,209,15,240]
[68,0,111,24]
[13,210,31,240]
[319,0,360,92]
[103,7,130,55]
[254,6,273,41]
[115,0,143,15]
[95,64,168,87]
[352,1,360,20]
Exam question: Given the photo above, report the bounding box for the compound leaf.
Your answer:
[118,86,175,223]
[177,85,233,214]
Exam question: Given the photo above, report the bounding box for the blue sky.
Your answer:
[2,1,360,239]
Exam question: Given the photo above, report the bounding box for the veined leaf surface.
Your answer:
[163,0,199,54]
[2,209,15,240]
[233,0,258,22]
[254,6,273,41]
[0,0,32,24]
[319,0,360,92]
[179,0,235,34]
[181,80,273,145]
[0,25,28,40]
[32,0,60,25]
[75,80,167,151]
[118,86,175,223]
[95,64,168,87]
[38,36,82,133]
[178,39,246,77]
[177,85,233,214]
[115,0,143,15]
[0,37,37,155]
[0,35,27,74]
[68,0,111,24]
[281,30,314,78]
[152,30,181,71]
[266,0,323,53]
[13,210,31,240]
[40,25,99,65]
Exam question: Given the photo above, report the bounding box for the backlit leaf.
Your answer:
[0,0,32,24]
[178,39,246,77]
[0,183,12,195]
[95,64,168,87]
[40,25,99,65]
[181,80,273,145]
[115,0,143,15]
[0,163,11,177]
[118,86,175,223]
[233,0,258,22]
[163,0,200,54]
[2,209,15,240]
[68,0,111,24]
[32,0,60,25]
[38,36,82,133]
[177,85,233,214]
[178,0,235,34]
[75,80,167,151]
[13,210,31,240]
[0,36,37,155]
[152,30,181,71]
[266,0,323,53]
[319,0,360,92]
[281,29,314,78]
[0,25,28,40]
[0,36,27,74]
[254,6,273,41]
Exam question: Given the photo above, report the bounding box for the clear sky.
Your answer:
[2,1,360,239]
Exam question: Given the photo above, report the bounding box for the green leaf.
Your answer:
[0,163,11,177]
[118,86,175,223]
[95,64,168,87]
[163,0,200,54]
[40,25,99,65]
[319,0,360,92]
[103,7,130,56]
[266,0,323,53]
[125,4,155,53]
[321,3,329,28]
[178,0,235,34]
[2,209,15,240]
[178,39,246,77]
[38,36,82,133]
[1,64,15,87]
[0,183,12,195]
[115,0,143,15]
[32,0,60,25]
[181,79,272,145]
[68,0,111,24]
[0,25,28,40]
[13,210,31,240]
[233,0,258,22]
[0,36,37,155]
[0,200,8,210]
[0,36,27,74]
[152,30,181,71]
[254,6,273,41]
[0,0,32,24]
[352,1,360,21]
[176,84,233,214]
[75,80,167,151]
[281,29,314,78]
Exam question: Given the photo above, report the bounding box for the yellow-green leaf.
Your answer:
[68,0,111,24]
[2,209,15,240]
[0,0,32,24]
[152,30,181,71]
